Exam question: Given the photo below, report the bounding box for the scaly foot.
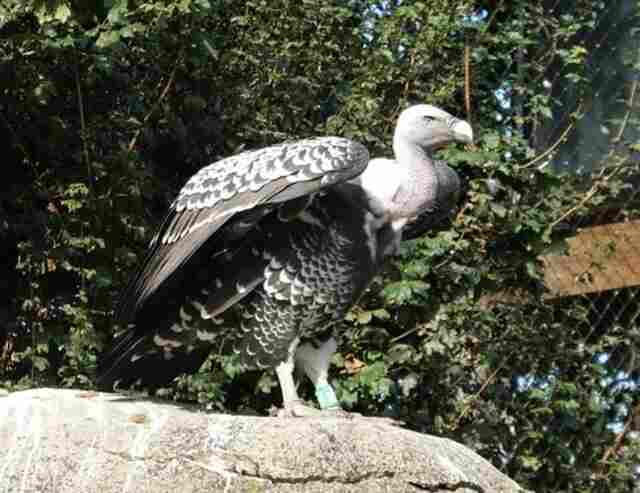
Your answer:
[272,400,360,418]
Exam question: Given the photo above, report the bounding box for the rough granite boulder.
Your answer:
[0,388,526,492]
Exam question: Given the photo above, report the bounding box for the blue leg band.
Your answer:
[316,383,340,410]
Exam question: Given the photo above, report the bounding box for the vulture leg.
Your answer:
[274,359,300,404]
[274,337,349,417]
[274,358,319,417]
[274,337,315,417]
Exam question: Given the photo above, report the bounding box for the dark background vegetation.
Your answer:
[1,1,640,491]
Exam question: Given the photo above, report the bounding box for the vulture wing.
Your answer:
[118,137,369,322]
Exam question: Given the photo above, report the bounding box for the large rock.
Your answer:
[0,388,526,492]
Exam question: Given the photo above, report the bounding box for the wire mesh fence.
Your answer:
[537,161,640,483]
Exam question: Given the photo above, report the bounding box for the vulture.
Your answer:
[99,104,473,416]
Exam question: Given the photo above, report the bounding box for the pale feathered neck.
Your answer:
[391,135,439,219]
[393,133,432,171]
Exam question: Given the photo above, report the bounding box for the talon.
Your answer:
[277,400,321,417]
[277,400,364,419]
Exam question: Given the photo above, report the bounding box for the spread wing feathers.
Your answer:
[117,137,369,322]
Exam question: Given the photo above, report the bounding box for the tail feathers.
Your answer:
[97,331,214,392]
[97,332,147,390]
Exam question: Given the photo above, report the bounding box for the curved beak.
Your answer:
[451,119,473,145]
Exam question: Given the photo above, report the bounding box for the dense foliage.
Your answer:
[1,1,639,491]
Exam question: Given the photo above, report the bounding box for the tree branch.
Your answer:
[520,102,583,169]
[127,60,181,153]
[452,351,514,430]
[597,401,640,477]
[74,55,93,196]
[464,43,472,132]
